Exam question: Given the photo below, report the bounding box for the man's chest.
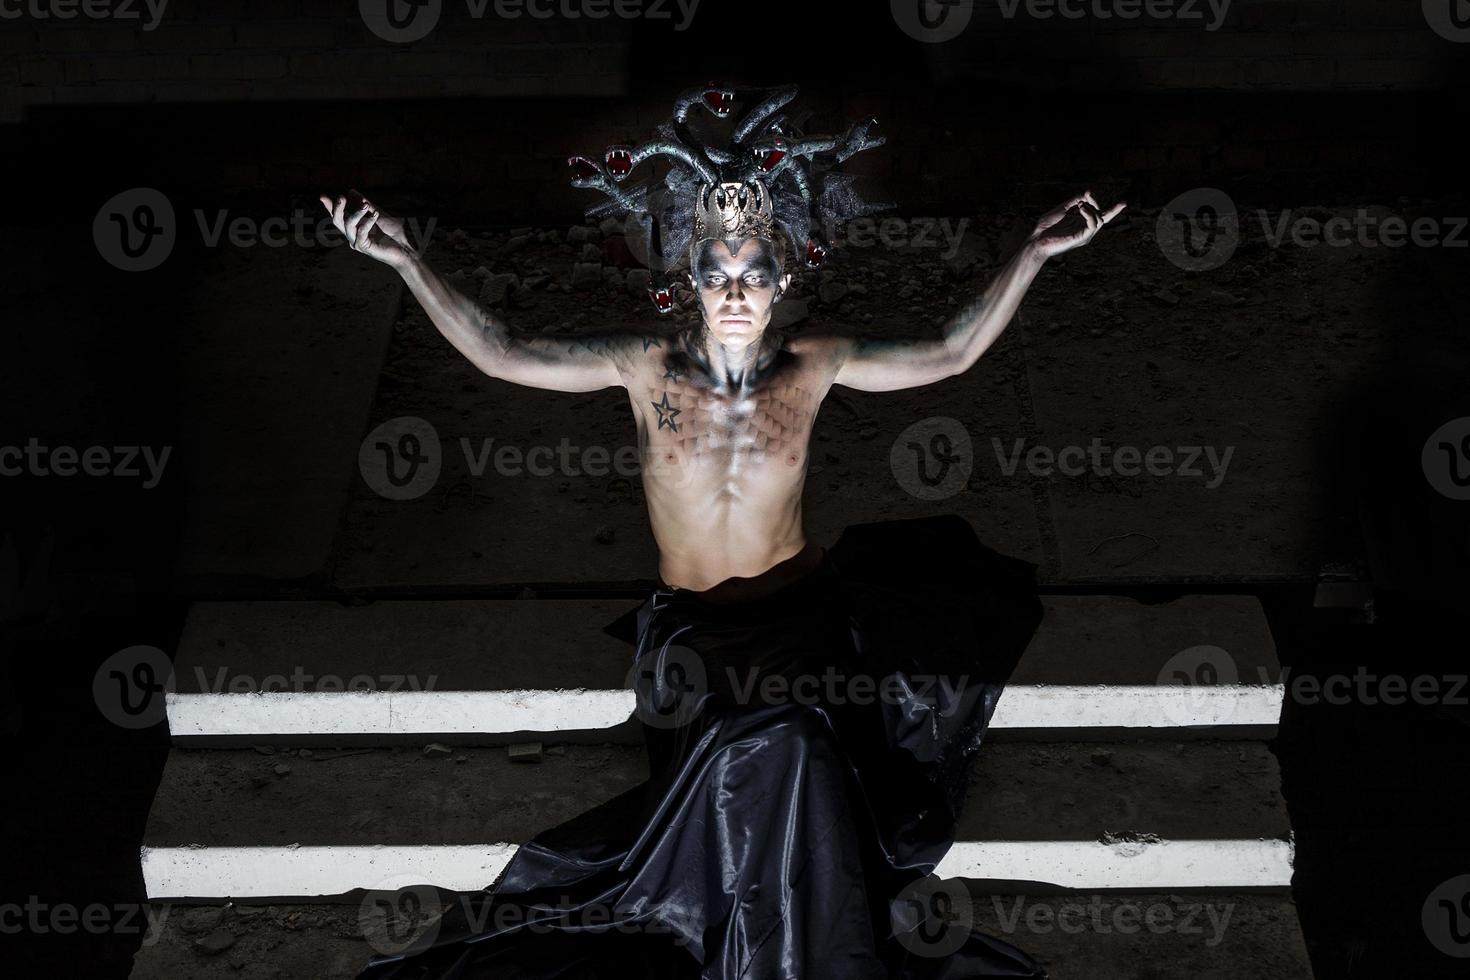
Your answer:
[630,367,824,472]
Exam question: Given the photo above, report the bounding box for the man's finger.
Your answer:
[356,211,378,251]
[1101,201,1127,223]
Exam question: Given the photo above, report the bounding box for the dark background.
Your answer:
[3,1,1468,977]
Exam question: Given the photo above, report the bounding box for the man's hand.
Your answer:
[318,190,416,271]
[1028,190,1126,260]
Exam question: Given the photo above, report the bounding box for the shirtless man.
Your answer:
[318,189,1124,591]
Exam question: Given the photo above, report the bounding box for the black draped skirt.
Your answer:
[356,514,1047,979]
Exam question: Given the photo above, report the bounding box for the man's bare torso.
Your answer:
[621,332,839,592]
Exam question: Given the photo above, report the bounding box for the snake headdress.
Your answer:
[566,83,893,313]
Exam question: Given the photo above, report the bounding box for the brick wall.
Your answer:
[3,0,1466,125]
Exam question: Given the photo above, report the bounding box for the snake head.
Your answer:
[649,285,676,314]
[753,137,789,174]
[805,238,827,269]
[605,146,634,180]
[702,85,734,117]
[567,155,603,186]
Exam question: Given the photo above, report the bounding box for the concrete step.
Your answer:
[126,891,1315,979]
[141,740,1293,900]
[165,594,1285,740]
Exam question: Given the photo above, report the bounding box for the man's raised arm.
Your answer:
[321,191,636,393]
[831,191,1125,392]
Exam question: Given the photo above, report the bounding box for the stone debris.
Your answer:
[818,280,850,304]
[508,741,544,763]
[478,273,518,308]
[193,928,237,955]
[566,225,597,243]
[272,763,291,777]
[422,742,453,758]
[770,297,810,331]
[571,262,602,291]
[179,906,224,934]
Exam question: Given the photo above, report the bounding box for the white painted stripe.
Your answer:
[934,838,1295,890]
[166,685,1284,736]
[141,838,1293,899]
[165,689,636,737]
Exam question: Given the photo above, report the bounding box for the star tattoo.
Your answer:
[651,392,682,432]
[642,336,663,352]
[663,367,686,383]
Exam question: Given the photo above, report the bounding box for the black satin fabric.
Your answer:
[356,515,1047,979]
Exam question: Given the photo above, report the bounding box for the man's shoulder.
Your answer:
[785,331,854,367]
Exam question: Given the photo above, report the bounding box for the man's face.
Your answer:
[689,237,791,347]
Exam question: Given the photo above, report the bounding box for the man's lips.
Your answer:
[720,316,752,324]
